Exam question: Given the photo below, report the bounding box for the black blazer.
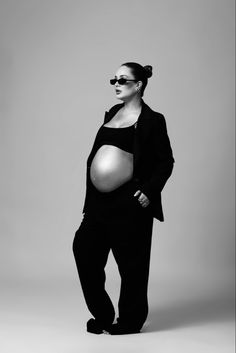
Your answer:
[82,99,175,221]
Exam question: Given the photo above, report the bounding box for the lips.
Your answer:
[116,90,121,94]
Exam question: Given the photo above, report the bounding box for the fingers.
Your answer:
[134,190,150,208]
[140,198,150,207]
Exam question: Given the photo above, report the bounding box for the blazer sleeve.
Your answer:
[139,115,175,201]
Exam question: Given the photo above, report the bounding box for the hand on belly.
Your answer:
[90,145,133,192]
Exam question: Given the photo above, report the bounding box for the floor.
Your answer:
[1,277,234,353]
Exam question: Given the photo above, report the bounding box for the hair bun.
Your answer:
[143,65,153,78]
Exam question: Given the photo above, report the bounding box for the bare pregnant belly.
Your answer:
[90,145,134,192]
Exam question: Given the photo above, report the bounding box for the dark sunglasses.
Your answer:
[110,78,137,85]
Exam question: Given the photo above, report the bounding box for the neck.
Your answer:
[123,95,142,112]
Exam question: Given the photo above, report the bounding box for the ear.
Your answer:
[136,80,143,91]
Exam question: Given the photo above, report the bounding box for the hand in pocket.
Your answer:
[133,190,150,208]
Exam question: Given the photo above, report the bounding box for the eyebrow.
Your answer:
[114,75,128,78]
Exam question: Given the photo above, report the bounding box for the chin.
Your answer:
[116,94,129,102]
[116,95,125,101]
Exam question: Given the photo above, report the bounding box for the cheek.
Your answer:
[124,86,135,94]
[129,87,136,95]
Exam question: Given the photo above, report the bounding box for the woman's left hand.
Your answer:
[134,190,150,208]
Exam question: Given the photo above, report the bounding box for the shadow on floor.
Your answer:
[144,294,235,333]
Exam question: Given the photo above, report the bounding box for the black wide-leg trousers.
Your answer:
[72,181,154,330]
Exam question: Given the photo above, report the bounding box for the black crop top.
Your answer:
[94,122,136,154]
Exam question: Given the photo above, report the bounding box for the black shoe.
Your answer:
[107,323,141,335]
[86,318,112,335]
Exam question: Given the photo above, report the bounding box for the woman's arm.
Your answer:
[139,115,175,202]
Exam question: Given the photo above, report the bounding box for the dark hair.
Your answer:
[121,62,153,97]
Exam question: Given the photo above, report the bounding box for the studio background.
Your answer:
[0,0,234,352]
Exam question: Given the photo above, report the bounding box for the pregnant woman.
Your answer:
[72,62,175,335]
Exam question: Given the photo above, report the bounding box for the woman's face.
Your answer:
[112,66,140,102]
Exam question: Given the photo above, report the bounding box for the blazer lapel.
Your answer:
[104,103,124,124]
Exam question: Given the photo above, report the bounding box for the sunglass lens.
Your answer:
[110,78,129,85]
[118,78,127,85]
[110,79,116,85]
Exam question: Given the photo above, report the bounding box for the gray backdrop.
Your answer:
[0,0,234,304]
